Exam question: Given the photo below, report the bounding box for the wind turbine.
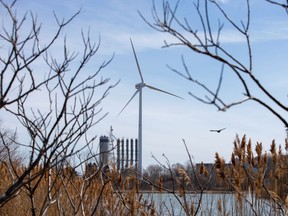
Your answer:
[118,38,183,175]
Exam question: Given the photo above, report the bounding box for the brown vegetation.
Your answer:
[1,0,288,215]
[0,163,152,215]
[1,135,288,215]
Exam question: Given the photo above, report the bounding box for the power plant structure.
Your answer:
[116,138,138,171]
[99,136,110,167]
[99,135,138,172]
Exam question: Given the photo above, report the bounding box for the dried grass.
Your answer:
[1,135,288,215]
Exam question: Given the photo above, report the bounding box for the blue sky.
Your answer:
[2,0,288,168]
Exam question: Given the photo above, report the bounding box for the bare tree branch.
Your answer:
[0,1,117,207]
[142,0,288,132]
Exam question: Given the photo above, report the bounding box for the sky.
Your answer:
[1,0,288,168]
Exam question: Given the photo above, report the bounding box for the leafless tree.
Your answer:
[0,0,117,209]
[141,0,288,135]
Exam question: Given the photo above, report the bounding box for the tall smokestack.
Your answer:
[99,136,109,167]
[130,139,134,166]
[117,139,120,171]
[126,139,129,168]
[121,139,124,170]
[135,139,138,170]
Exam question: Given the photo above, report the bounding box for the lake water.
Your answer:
[142,192,284,215]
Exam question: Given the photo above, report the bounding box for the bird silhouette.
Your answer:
[210,128,226,133]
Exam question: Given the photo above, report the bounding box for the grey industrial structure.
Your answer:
[99,136,138,171]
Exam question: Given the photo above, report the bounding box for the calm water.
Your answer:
[142,192,281,216]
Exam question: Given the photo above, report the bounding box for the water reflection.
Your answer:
[142,192,278,216]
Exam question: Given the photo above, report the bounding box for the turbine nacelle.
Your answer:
[135,82,146,89]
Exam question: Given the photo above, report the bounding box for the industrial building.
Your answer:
[99,136,138,172]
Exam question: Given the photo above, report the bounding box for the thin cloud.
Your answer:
[98,19,288,55]
[216,0,230,3]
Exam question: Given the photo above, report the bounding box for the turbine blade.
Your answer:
[117,89,140,117]
[130,38,144,82]
[145,84,184,99]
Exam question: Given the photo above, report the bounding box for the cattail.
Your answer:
[215,153,224,169]
[178,168,191,186]
[231,153,236,166]
[255,142,263,165]
[278,145,283,158]
[270,140,277,163]
[270,140,276,154]
[247,139,254,166]
[199,162,208,177]
[233,135,241,158]
[215,152,226,181]
[256,142,262,155]
[263,152,268,165]
[241,135,246,150]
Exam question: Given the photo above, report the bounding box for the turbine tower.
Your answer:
[118,38,183,175]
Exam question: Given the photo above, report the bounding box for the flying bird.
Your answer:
[210,128,226,133]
